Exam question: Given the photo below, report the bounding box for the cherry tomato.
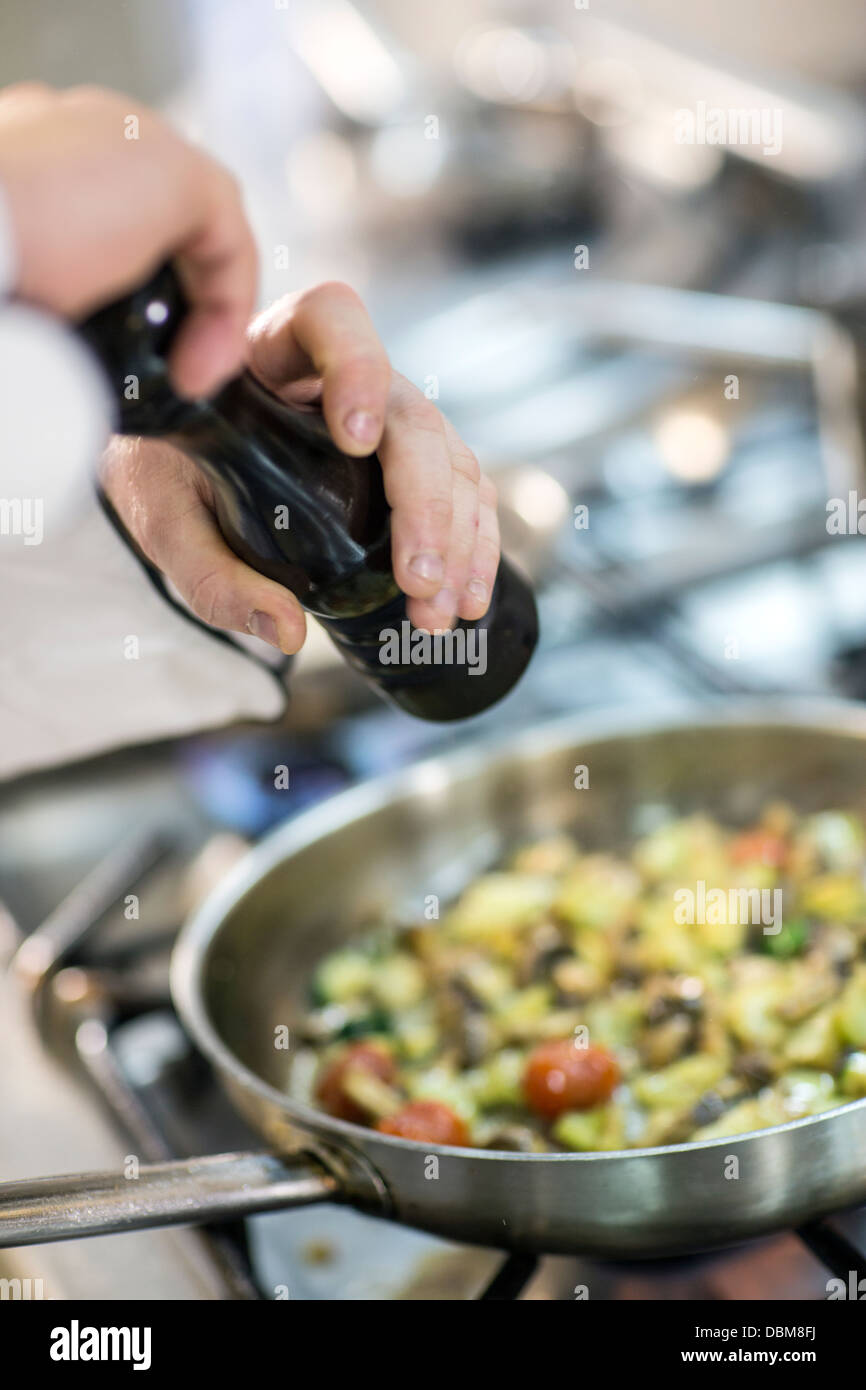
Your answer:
[523,1039,620,1119]
[377,1100,469,1147]
[315,1041,395,1123]
[729,829,786,868]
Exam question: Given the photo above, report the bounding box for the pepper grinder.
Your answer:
[78,264,538,721]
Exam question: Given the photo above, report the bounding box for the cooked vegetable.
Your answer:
[315,1041,395,1124]
[553,1103,626,1152]
[840,1052,866,1098]
[838,965,866,1047]
[632,1054,726,1111]
[377,1100,469,1146]
[524,1040,620,1119]
[763,917,808,959]
[729,829,787,868]
[372,953,426,1011]
[298,806,866,1151]
[314,950,375,1004]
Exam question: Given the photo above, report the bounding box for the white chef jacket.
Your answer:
[0,188,286,780]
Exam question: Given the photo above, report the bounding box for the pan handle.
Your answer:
[0,1151,340,1247]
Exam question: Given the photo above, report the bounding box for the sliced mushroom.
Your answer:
[732,1050,778,1088]
[340,1067,403,1120]
[639,1012,694,1068]
[435,979,496,1066]
[483,1124,542,1153]
[517,920,572,987]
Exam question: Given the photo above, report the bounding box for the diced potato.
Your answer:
[554,1103,626,1152]
[639,1104,701,1147]
[777,954,838,1022]
[775,1069,838,1119]
[552,956,605,999]
[405,1064,478,1124]
[803,812,866,872]
[583,991,643,1049]
[445,873,557,950]
[469,1049,526,1109]
[457,956,514,1005]
[632,1054,727,1111]
[692,1097,766,1140]
[493,984,553,1029]
[554,855,640,932]
[697,1075,836,1138]
[838,965,866,1047]
[840,1052,866,1098]
[632,898,705,972]
[501,1008,582,1043]
[725,974,788,1051]
[783,1004,840,1069]
[314,950,374,1003]
[393,1004,438,1061]
[801,873,866,922]
[632,816,726,884]
[372,953,426,1011]
[572,925,617,979]
[694,911,748,957]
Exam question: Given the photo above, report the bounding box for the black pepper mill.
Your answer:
[78,264,538,721]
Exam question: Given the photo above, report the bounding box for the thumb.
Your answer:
[140,491,306,654]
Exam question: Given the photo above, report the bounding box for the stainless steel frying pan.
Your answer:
[3,700,866,1257]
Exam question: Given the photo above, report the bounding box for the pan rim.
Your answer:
[172,694,866,1164]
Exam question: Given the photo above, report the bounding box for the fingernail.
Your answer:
[409,551,444,586]
[344,409,380,447]
[466,579,488,605]
[431,587,457,618]
[247,610,280,648]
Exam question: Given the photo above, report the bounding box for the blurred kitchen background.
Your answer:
[3,0,866,1298]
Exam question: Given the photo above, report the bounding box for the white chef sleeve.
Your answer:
[0,182,286,781]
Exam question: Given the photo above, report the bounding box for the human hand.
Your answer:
[0,83,257,398]
[101,281,500,653]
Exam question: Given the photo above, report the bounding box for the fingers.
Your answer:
[169,166,258,399]
[0,83,257,395]
[248,282,390,456]
[161,502,306,654]
[103,438,305,654]
[0,82,54,111]
[380,378,499,630]
[434,417,483,626]
[376,373,454,616]
[244,290,501,631]
[459,472,500,621]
